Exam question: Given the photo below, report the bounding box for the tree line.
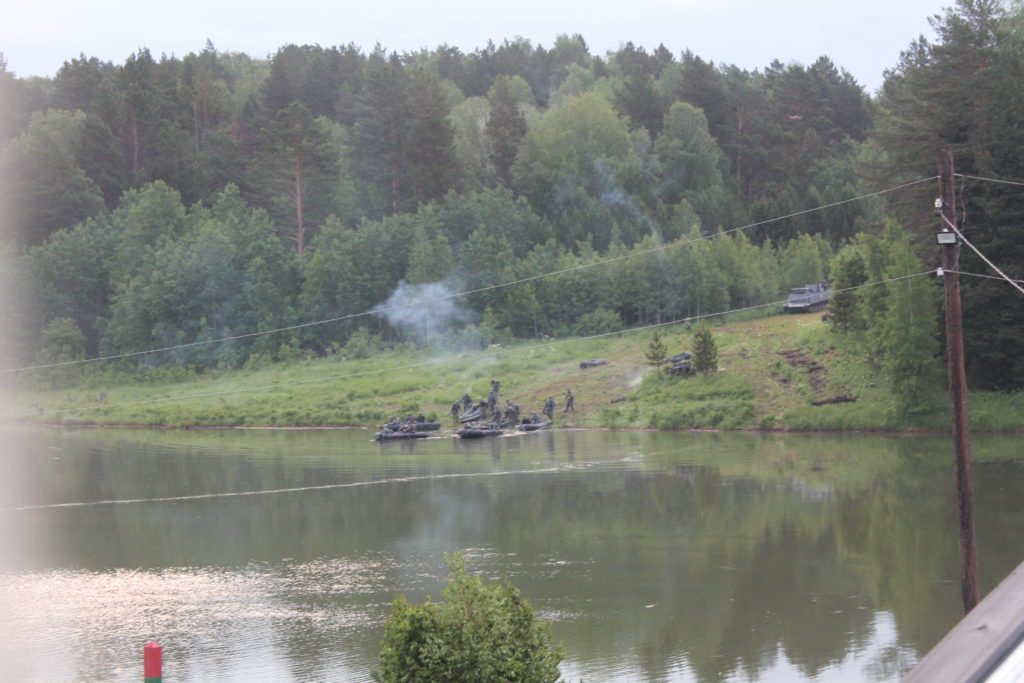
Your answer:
[2,0,1021,392]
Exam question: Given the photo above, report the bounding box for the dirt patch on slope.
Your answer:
[777,348,857,406]
[779,349,827,394]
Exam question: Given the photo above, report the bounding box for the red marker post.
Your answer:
[144,642,162,683]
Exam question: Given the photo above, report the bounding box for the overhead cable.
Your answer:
[944,269,1024,285]
[939,214,1024,296]
[955,173,1024,188]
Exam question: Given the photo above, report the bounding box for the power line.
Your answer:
[4,270,935,422]
[945,269,1024,285]
[939,213,1024,296]
[955,173,1024,188]
[1,176,939,374]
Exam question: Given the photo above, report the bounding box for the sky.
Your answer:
[3,0,950,92]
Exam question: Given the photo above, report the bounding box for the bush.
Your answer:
[343,328,376,359]
[572,308,622,336]
[36,318,87,388]
[374,552,562,682]
[37,317,86,365]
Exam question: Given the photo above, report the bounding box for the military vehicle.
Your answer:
[783,283,830,313]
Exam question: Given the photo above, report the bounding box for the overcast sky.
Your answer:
[4,0,950,92]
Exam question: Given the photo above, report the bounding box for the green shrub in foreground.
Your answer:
[374,552,562,682]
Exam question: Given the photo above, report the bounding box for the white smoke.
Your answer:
[373,280,476,345]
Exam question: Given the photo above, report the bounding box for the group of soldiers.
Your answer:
[450,380,575,424]
[541,389,574,418]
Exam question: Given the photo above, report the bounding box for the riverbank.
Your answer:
[6,315,1024,432]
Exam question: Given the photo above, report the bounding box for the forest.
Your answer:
[1,0,1022,397]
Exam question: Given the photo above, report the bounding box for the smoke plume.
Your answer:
[373,280,476,345]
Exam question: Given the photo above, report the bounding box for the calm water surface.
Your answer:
[1,427,1023,682]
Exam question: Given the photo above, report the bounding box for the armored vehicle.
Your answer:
[783,283,830,313]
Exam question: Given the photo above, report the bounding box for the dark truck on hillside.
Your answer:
[783,283,830,314]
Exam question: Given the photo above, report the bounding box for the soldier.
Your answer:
[451,401,461,423]
[461,393,473,412]
[506,400,519,424]
[487,387,498,412]
[543,396,555,420]
[564,389,575,413]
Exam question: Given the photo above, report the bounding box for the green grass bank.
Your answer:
[5,315,1024,432]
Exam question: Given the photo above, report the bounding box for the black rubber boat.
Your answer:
[458,408,484,423]
[517,420,552,432]
[375,431,430,441]
[411,421,441,431]
[456,427,504,438]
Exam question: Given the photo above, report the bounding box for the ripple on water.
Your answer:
[0,554,404,682]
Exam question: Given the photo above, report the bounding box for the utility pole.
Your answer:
[938,148,980,613]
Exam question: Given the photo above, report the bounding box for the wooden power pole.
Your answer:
[938,149,980,613]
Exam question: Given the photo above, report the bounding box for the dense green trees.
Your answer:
[0,110,106,244]
[4,8,1023,392]
[102,185,297,366]
[870,0,1024,389]
[828,225,940,414]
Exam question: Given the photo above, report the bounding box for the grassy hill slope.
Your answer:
[5,315,1023,431]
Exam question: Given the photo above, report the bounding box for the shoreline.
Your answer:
[7,420,1024,436]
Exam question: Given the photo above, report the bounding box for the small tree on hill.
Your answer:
[828,245,867,333]
[375,552,563,683]
[645,330,667,374]
[693,325,718,373]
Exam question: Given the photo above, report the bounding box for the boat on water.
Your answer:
[456,426,505,438]
[375,431,431,441]
[517,420,551,432]
[380,416,442,432]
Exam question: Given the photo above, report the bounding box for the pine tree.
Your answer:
[485,77,527,188]
[406,68,460,207]
[613,73,665,136]
[645,330,668,373]
[828,245,867,333]
[692,325,718,373]
[259,101,338,254]
[353,50,410,216]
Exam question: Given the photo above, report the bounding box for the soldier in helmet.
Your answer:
[451,401,461,423]
[505,399,519,425]
[461,393,473,412]
[543,396,555,420]
[564,388,575,413]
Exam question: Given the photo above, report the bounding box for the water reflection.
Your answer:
[1,427,1023,682]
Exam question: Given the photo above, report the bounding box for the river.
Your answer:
[1,427,1022,681]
